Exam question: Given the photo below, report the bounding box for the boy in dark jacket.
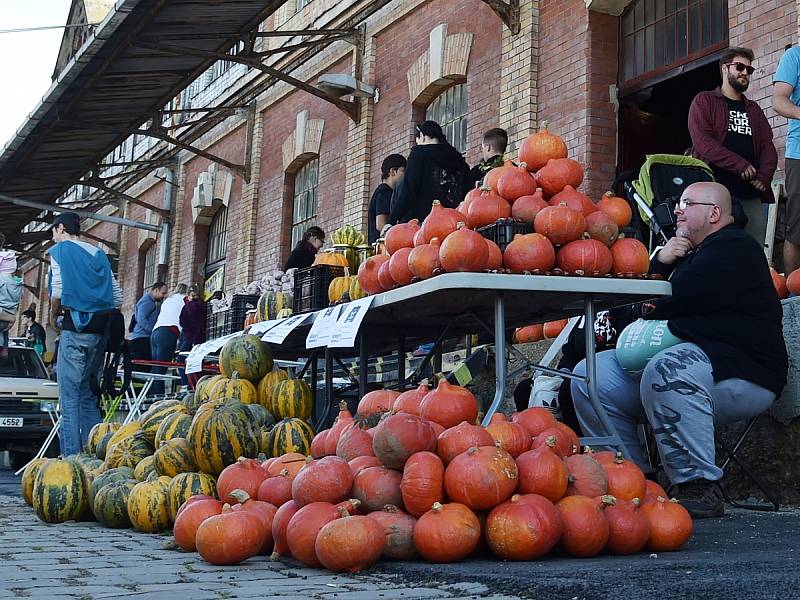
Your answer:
[468,128,508,190]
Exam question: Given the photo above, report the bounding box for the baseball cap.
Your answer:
[52,212,81,234]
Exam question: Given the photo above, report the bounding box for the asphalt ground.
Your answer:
[2,466,798,600]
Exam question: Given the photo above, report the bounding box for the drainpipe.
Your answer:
[158,166,176,283]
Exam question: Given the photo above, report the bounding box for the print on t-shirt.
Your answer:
[728,109,752,136]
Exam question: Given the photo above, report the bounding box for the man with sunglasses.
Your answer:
[571,182,787,518]
[688,47,777,246]
[773,45,800,275]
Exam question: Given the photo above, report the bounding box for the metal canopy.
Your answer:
[0,0,286,243]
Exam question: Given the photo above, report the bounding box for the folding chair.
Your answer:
[716,414,780,511]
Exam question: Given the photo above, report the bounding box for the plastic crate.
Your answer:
[476,219,533,251]
[228,294,260,331]
[293,265,346,314]
[205,310,227,341]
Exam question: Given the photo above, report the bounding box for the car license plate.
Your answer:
[0,417,23,427]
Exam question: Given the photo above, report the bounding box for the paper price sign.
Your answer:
[248,319,280,335]
[185,331,242,374]
[305,305,343,348]
[328,297,374,348]
[262,312,313,344]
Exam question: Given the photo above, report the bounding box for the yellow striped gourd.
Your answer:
[219,334,274,383]
[349,277,367,300]
[168,472,218,521]
[107,421,142,449]
[328,275,358,303]
[89,466,135,509]
[154,438,197,477]
[32,459,88,523]
[127,473,172,533]
[257,290,291,321]
[194,374,226,406]
[93,480,136,528]
[154,411,192,447]
[134,455,157,481]
[214,371,259,405]
[187,400,260,476]
[257,369,290,412]
[105,432,154,470]
[140,399,189,444]
[272,378,313,420]
[20,458,48,507]
[85,422,120,456]
[266,418,315,458]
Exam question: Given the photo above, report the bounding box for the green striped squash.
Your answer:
[245,403,275,429]
[154,438,197,477]
[266,418,315,458]
[257,291,291,321]
[134,455,157,481]
[32,459,88,523]
[140,399,189,444]
[194,374,226,405]
[88,467,135,509]
[95,431,116,460]
[214,372,259,405]
[127,474,172,533]
[20,458,49,507]
[86,422,121,456]
[257,369,290,412]
[187,400,260,476]
[107,421,142,449]
[272,378,313,420]
[219,334,274,383]
[154,411,192,447]
[167,472,218,521]
[93,480,136,528]
[105,432,154,470]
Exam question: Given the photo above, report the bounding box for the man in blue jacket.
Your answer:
[130,281,167,367]
[48,212,123,456]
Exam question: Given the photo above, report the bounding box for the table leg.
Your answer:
[311,351,319,422]
[579,296,630,458]
[325,348,334,416]
[481,293,506,426]
[359,333,368,398]
[398,335,406,391]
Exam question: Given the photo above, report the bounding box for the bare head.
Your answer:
[674,182,734,245]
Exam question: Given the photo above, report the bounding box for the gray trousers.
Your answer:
[571,343,775,485]
[735,196,767,248]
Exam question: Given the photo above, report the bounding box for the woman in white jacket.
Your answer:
[149,283,187,395]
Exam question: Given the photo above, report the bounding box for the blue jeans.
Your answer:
[571,344,775,485]
[57,329,103,456]
[150,326,178,396]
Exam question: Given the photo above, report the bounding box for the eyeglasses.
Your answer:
[677,199,717,210]
[725,62,755,75]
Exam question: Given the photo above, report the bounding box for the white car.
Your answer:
[0,343,59,469]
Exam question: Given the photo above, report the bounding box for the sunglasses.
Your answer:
[725,62,755,75]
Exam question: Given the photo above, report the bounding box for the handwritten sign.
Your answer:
[305,305,343,349]
[262,312,314,344]
[328,297,374,348]
[185,331,242,374]
[248,319,280,336]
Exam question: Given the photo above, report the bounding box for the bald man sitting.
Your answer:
[571,182,787,518]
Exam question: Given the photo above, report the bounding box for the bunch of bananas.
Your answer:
[331,224,365,246]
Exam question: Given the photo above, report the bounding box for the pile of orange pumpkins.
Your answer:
[772,267,800,300]
[172,379,693,573]
[357,125,652,296]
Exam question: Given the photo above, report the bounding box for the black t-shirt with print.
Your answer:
[712,97,758,199]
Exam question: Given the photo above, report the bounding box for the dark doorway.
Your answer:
[619,58,722,176]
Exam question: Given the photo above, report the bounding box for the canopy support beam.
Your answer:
[481,0,521,34]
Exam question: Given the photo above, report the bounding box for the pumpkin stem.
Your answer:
[279,468,290,477]
[545,435,557,449]
[269,551,282,561]
[613,452,625,464]
[631,498,641,507]
[510,494,521,503]
[228,489,251,504]
[599,495,616,508]
[431,502,443,512]
[336,506,351,518]
[540,119,549,130]
[383,504,399,513]
[467,447,478,455]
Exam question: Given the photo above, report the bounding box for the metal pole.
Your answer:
[482,292,506,426]
[359,333,368,398]
[325,348,334,421]
[398,334,406,391]
[0,192,161,232]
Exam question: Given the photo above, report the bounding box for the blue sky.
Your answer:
[0,1,71,148]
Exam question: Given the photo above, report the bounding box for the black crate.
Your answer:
[476,219,533,251]
[204,294,260,340]
[293,265,346,314]
[205,310,226,341]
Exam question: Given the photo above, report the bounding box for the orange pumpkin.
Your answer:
[605,497,651,555]
[549,185,597,217]
[323,402,354,456]
[286,501,339,567]
[514,323,545,343]
[352,466,403,513]
[515,437,569,502]
[597,191,633,228]
[372,413,437,470]
[518,122,568,172]
[196,502,264,565]
[266,452,307,481]
[497,164,538,203]
[216,457,267,504]
[336,424,376,462]
[173,496,223,552]
[377,260,396,291]
[314,251,349,268]
[291,455,354,507]
[532,423,579,457]
[227,490,277,554]
[357,254,390,295]
[642,496,693,551]
[534,204,586,246]
[366,504,417,560]
[485,238,504,270]
[392,381,430,415]
[565,453,609,497]
[585,210,620,247]
[444,446,518,510]
[420,200,466,244]
[466,188,512,228]
[315,508,386,572]
[400,451,445,518]
[611,237,650,275]
[388,247,414,286]
[787,268,800,295]
[413,501,481,563]
[348,455,382,476]
[556,238,613,275]
[419,380,479,429]
[512,406,557,436]
[257,469,293,507]
[536,158,584,197]
[436,421,496,465]
[486,416,531,458]
[407,237,442,280]
[511,188,549,224]
[270,499,299,559]
[543,319,568,339]
[385,219,420,255]
[357,389,399,417]
[556,494,614,558]
[439,224,490,273]
[485,493,563,560]
[503,233,556,273]
[483,160,517,192]
[601,453,646,501]
[770,268,789,299]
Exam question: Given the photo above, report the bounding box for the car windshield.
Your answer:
[0,347,48,379]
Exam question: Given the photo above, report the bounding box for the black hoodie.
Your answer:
[389,143,470,224]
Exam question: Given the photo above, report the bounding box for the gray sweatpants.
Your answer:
[571,343,775,485]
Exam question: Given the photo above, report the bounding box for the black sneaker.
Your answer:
[676,479,725,519]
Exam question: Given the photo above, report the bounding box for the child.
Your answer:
[0,233,22,348]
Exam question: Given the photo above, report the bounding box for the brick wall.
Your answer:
[729,0,798,180]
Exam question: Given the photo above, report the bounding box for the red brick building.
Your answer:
[15,0,800,338]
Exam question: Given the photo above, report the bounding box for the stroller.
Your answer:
[623,154,715,250]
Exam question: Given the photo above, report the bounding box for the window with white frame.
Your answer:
[290,159,319,249]
[143,243,157,290]
[425,83,468,154]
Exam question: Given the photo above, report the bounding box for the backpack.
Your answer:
[88,309,132,398]
[435,164,470,209]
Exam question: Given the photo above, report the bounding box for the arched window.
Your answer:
[142,243,157,290]
[290,159,319,249]
[621,0,728,90]
[426,84,468,154]
[205,206,227,292]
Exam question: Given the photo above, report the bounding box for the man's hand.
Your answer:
[656,235,693,265]
[750,178,767,192]
[379,223,392,238]
[741,165,757,181]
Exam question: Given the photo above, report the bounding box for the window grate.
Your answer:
[290,159,319,249]
[426,84,468,155]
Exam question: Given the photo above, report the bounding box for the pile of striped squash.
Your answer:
[21,334,315,532]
